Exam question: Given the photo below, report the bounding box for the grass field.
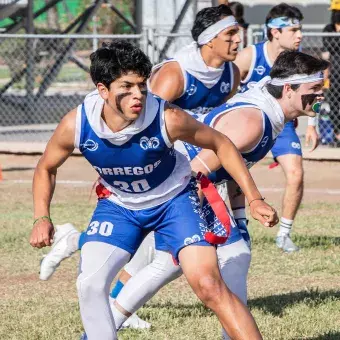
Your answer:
[1,155,340,340]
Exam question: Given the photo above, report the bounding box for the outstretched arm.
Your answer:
[188,108,278,227]
[305,124,319,152]
[30,109,77,248]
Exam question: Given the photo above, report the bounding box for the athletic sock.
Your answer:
[110,280,124,299]
[278,217,293,237]
[110,297,129,329]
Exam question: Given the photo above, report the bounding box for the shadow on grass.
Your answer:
[252,235,340,249]
[3,167,35,172]
[146,290,340,320]
[298,331,340,340]
[249,289,340,317]
[144,300,213,318]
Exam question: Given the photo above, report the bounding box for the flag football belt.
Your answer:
[195,172,231,245]
[95,173,232,245]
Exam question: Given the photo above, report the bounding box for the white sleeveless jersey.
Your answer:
[74,91,191,210]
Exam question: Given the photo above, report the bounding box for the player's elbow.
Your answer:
[34,157,57,179]
[215,133,233,155]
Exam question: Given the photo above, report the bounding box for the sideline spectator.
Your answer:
[322,10,340,145]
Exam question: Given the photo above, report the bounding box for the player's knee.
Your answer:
[286,166,304,186]
[195,273,225,308]
[149,260,182,282]
[77,275,106,301]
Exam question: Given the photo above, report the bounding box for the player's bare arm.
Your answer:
[305,125,319,151]
[188,108,278,227]
[233,45,253,80]
[30,109,76,249]
[190,108,264,174]
[149,62,184,101]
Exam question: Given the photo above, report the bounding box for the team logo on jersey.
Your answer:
[291,142,301,149]
[254,66,266,76]
[187,84,197,96]
[220,81,230,94]
[191,106,213,115]
[81,139,99,151]
[140,136,160,150]
[261,136,269,147]
[184,234,201,245]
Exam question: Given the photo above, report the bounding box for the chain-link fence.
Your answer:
[0,33,145,142]
[246,27,340,147]
[301,32,340,147]
[1,29,340,148]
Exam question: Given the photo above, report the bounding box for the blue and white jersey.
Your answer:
[178,101,275,183]
[172,61,234,115]
[174,99,277,247]
[75,91,191,210]
[240,41,272,93]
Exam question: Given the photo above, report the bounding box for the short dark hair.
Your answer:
[265,3,303,41]
[191,5,233,43]
[229,2,247,26]
[229,2,244,20]
[90,40,152,89]
[266,51,329,98]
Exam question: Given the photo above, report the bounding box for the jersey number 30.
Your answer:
[87,221,114,236]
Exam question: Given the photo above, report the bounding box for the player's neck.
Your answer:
[267,41,285,65]
[101,103,134,132]
[200,46,225,68]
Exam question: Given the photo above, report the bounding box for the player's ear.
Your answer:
[206,40,214,48]
[271,28,281,40]
[283,83,293,99]
[97,82,109,100]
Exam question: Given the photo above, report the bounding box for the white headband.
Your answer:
[197,16,238,45]
[269,72,324,86]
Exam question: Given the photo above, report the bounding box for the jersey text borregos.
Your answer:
[75,93,191,210]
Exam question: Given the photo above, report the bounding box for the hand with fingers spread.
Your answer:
[30,217,55,249]
[249,198,278,228]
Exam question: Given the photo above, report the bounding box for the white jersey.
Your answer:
[75,91,191,210]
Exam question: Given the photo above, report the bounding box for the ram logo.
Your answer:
[140,136,160,150]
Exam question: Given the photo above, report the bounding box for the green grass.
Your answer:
[1,182,340,339]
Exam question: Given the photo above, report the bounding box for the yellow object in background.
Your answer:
[324,78,330,89]
[330,0,340,10]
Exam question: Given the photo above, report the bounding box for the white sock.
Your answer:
[278,217,293,236]
[110,297,129,330]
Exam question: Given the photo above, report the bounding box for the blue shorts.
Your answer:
[271,121,302,160]
[79,180,211,261]
[156,197,250,250]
